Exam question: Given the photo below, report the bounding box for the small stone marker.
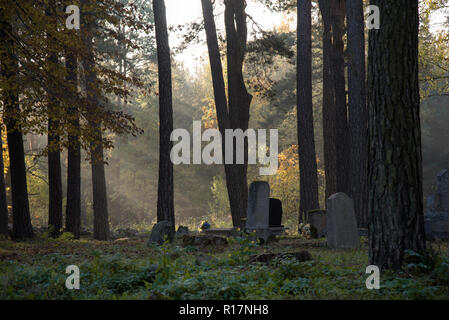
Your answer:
[306,210,327,238]
[326,193,360,249]
[246,181,270,230]
[425,169,449,240]
[147,220,174,245]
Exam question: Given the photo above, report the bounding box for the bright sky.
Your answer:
[165,0,288,74]
[164,0,448,74]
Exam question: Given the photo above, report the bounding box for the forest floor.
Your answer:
[1,233,449,299]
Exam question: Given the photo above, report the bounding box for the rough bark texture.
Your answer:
[368,0,426,270]
[297,0,319,223]
[46,1,63,237]
[81,0,109,241]
[346,0,368,227]
[47,108,63,237]
[202,0,251,228]
[153,0,175,230]
[201,0,238,228]
[224,0,252,228]
[0,136,8,237]
[330,0,349,195]
[318,0,338,200]
[0,8,34,240]
[65,50,81,239]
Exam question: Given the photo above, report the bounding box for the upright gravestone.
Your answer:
[437,169,449,212]
[425,169,449,240]
[326,193,360,249]
[246,181,270,230]
[269,198,283,227]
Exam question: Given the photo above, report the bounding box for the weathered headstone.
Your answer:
[176,226,189,237]
[425,212,449,240]
[437,169,449,211]
[425,169,449,240]
[306,210,327,238]
[269,198,283,227]
[246,181,270,230]
[147,220,174,245]
[326,193,360,249]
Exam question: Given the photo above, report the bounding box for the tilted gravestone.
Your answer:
[425,169,449,240]
[246,181,270,230]
[326,193,360,249]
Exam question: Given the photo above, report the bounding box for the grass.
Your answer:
[1,234,449,300]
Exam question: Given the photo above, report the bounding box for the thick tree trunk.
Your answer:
[346,0,368,227]
[0,8,33,240]
[0,136,8,237]
[330,0,349,195]
[65,51,81,239]
[368,0,426,270]
[47,116,63,237]
[153,0,175,229]
[297,0,319,223]
[225,0,252,229]
[81,0,109,240]
[318,0,338,200]
[90,131,109,240]
[201,0,251,229]
[46,1,63,237]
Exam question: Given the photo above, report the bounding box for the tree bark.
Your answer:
[46,1,63,238]
[0,134,8,237]
[330,0,349,195]
[201,0,252,229]
[225,0,253,229]
[297,0,319,223]
[81,0,109,241]
[0,8,34,240]
[346,0,367,227]
[368,0,426,270]
[65,50,81,239]
[318,0,338,200]
[153,0,175,229]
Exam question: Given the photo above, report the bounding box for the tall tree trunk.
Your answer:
[0,8,34,240]
[81,0,109,240]
[225,0,252,228]
[368,0,426,270]
[297,0,319,223]
[0,134,8,237]
[153,0,175,229]
[201,0,251,229]
[47,114,63,237]
[347,0,367,227]
[46,1,63,237]
[318,0,338,200]
[65,50,81,239]
[201,0,238,228]
[330,0,349,195]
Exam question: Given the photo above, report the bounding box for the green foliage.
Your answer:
[208,174,231,220]
[1,237,449,300]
